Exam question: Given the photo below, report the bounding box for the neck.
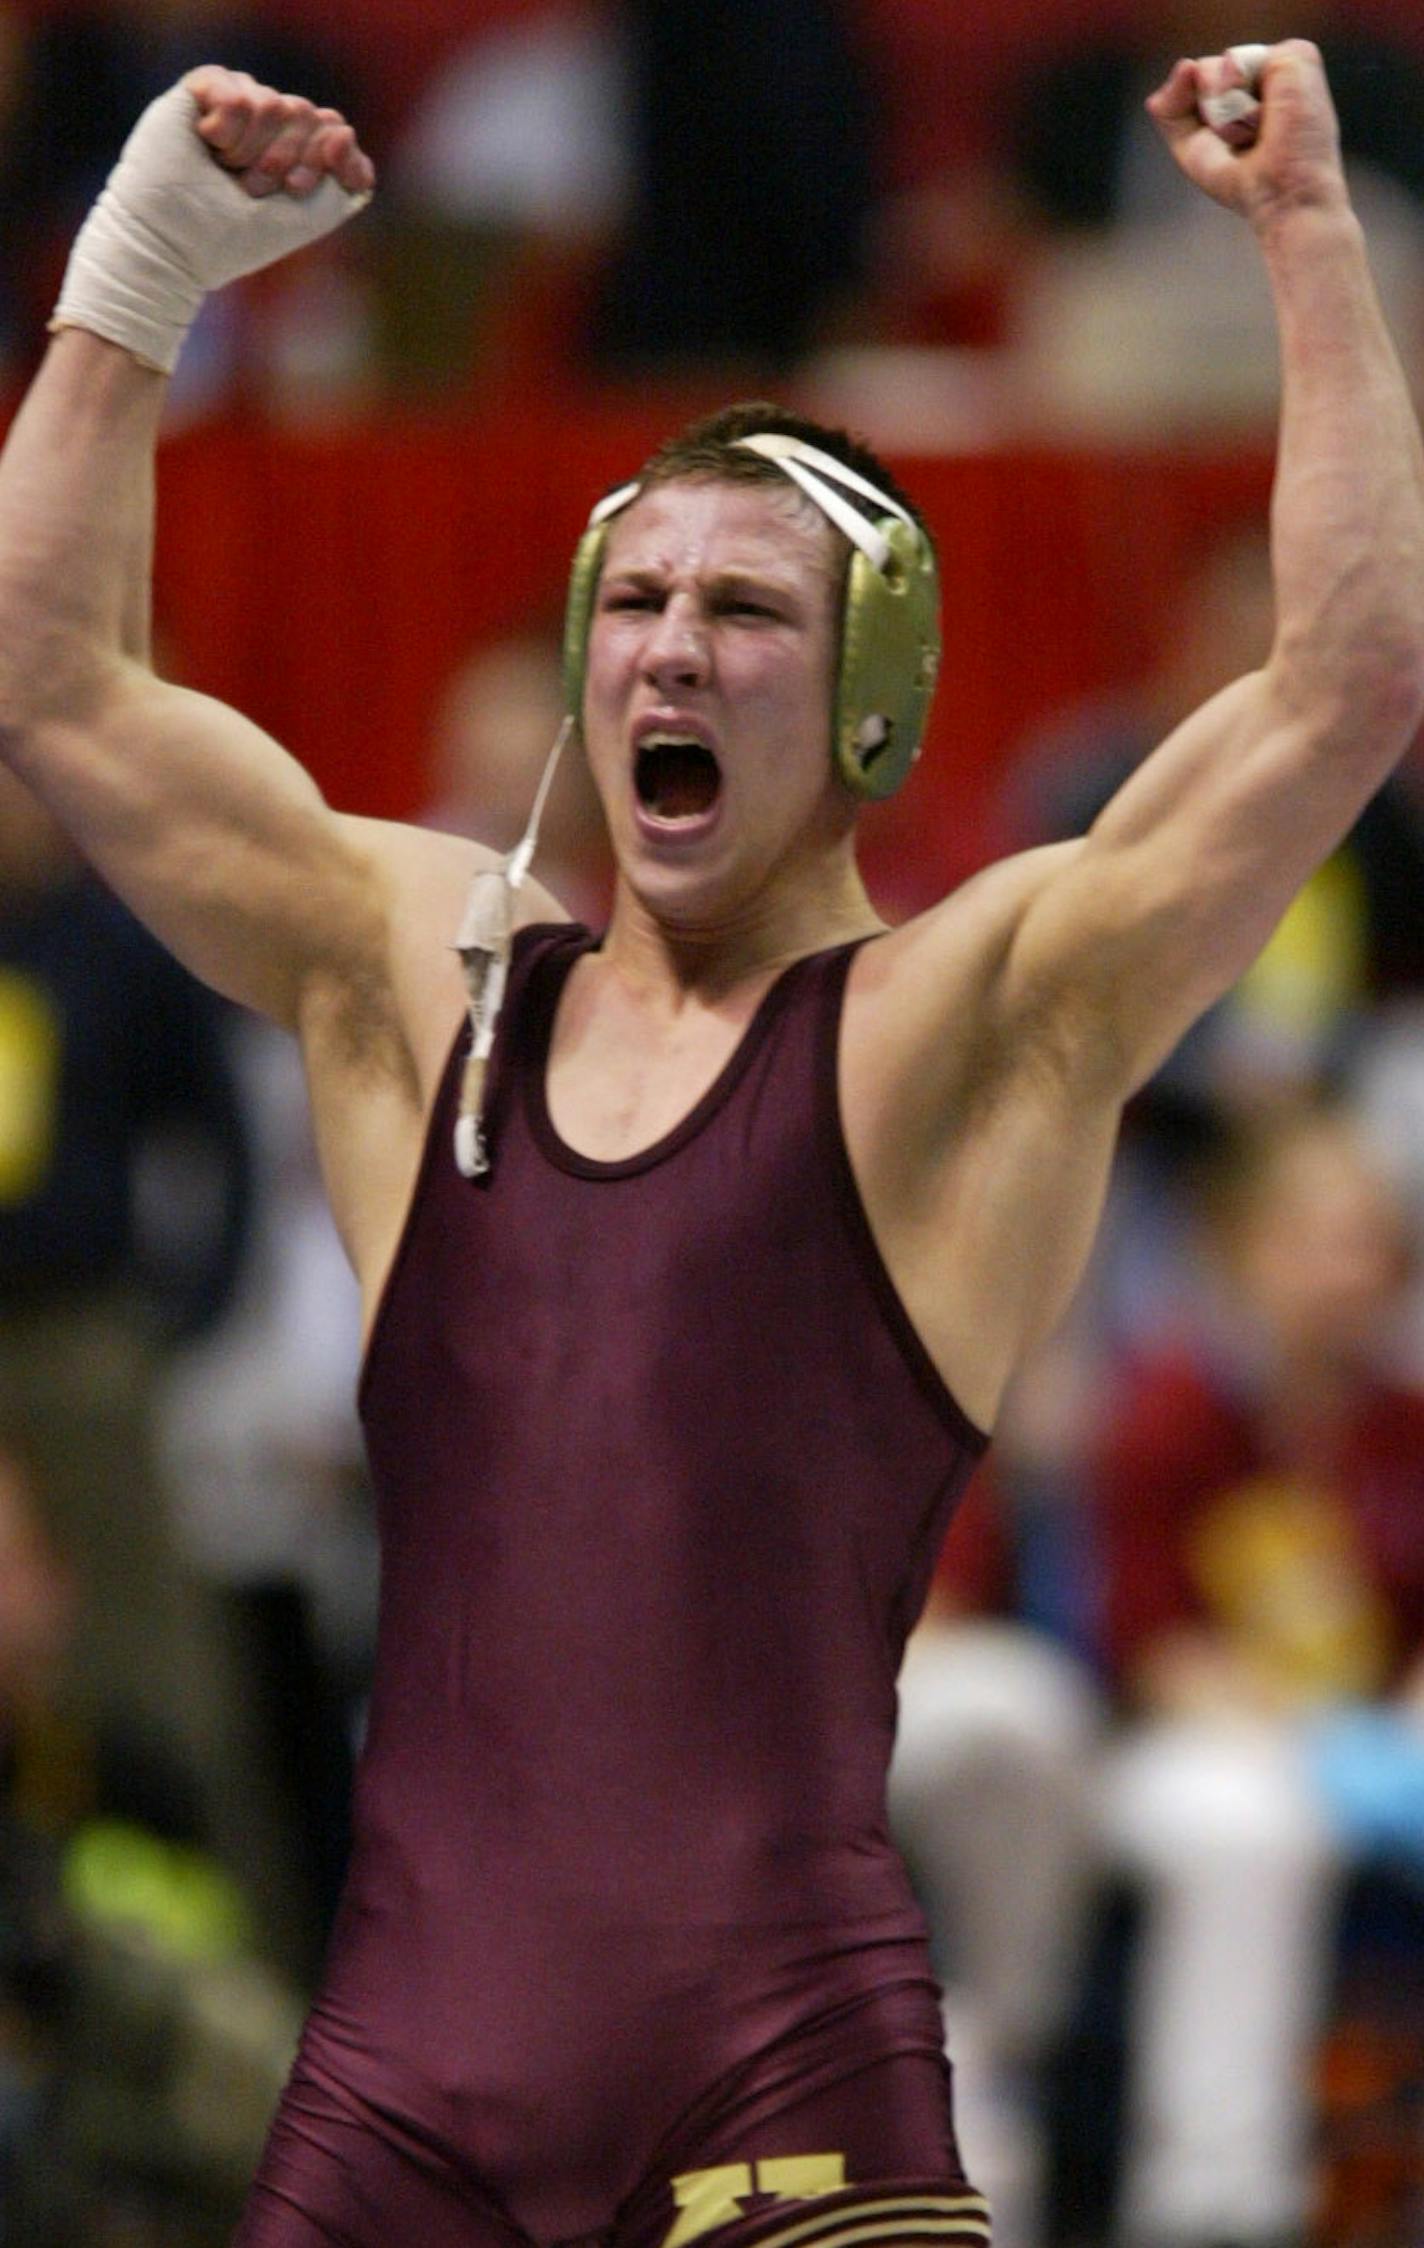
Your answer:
[600,844,885,998]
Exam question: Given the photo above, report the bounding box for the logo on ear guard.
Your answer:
[855,716,891,764]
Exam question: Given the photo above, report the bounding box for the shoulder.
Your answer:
[340,814,572,939]
[858,841,1084,1000]
[845,840,1090,1107]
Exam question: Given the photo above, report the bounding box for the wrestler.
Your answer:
[0,43,1418,2248]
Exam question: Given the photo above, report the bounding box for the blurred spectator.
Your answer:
[394,3,627,244]
[1090,1099,1424,2248]
[1002,1,1424,432]
[588,0,877,377]
[0,0,363,403]
[381,1,627,395]
[424,635,614,926]
[890,1475,1104,2248]
[0,766,253,1845]
[0,1436,303,2248]
[159,1018,374,1986]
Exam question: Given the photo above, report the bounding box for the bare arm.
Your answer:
[1002,42,1424,1095]
[0,72,569,1308]
[0,331,391,1031]
[846,44,1424,1431]
[0,75,404,1023]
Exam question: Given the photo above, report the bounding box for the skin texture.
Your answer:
[0,48,1420,1436]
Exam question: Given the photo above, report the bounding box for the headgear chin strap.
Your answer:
[453,714,572,1179]
[561,431,941,802]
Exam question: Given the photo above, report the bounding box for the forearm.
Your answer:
[0,330,164,747]
[1261,196,1424,748]
[0,73,373,839]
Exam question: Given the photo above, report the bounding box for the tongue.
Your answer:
[645,745,719,819]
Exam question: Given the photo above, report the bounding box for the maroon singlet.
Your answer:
[240,926,990,2248]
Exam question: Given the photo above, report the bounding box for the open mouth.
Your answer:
[634,737,722,822]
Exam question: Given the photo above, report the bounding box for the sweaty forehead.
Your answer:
[601,476,840,583]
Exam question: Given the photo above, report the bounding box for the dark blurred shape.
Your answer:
[0,1437,301,2248]
[1012,1,1424,232]
[0,772,252,1343]
[0,0,361,375]
[589,0,877,375]
[0,768,253,1851]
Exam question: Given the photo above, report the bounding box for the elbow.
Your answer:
[1358,633,1424,751]
[0,609,116,748]
[0,633,55,746]
[1395,628,1424,739]
[1361,584,1424,737]
[1269,615,1424,765]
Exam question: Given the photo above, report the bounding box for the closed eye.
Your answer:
[601,589,661,612]
[716,597,780,620]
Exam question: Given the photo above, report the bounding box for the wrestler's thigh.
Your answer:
[616,2043,992,2248]
[233,2103,534,2248]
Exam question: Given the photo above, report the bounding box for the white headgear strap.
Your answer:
[733,434,912,574]
[588,440,912,571]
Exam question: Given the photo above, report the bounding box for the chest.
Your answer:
[542,972,778,1163]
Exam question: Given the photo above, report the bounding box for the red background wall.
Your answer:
[149,401,1273,902]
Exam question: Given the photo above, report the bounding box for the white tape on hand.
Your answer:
[1200,43,1270,139]
[51,83,371,373]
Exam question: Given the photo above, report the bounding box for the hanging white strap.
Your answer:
[453,715,573,1178]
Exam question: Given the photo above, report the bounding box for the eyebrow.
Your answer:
[598,562,814,602]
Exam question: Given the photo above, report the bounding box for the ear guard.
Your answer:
[562,478,635,758]
[561,439,940,802]
[834,511,940,800]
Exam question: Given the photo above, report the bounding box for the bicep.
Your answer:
[1004,669,1362,1092]
[8,663,386,1024]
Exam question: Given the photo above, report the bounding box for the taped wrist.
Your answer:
[51,82,371,373]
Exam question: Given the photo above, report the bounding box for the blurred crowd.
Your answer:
[0,0,1418,436]
[0,4,1422,2247]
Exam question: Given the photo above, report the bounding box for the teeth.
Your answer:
[635,731,720,818]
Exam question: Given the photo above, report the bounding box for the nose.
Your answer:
[641,594,710,692]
